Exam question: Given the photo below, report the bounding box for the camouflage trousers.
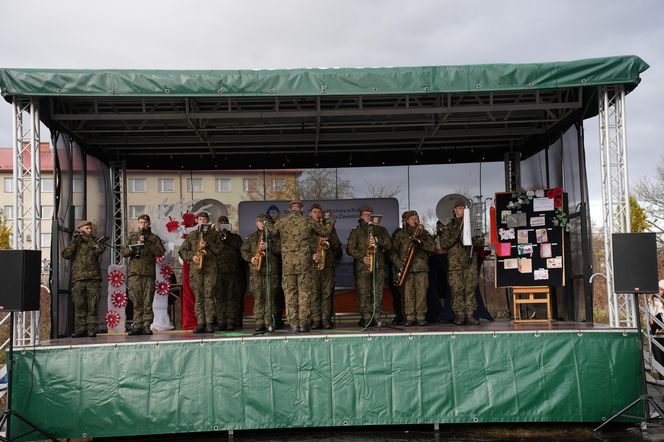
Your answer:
[215,273,238,328]
[356,269,385,322]
[71,279,100,333]
[127,275,155,330]
[403,271,429,322]
[190,270,217,328]
[311,266,335,325]
[449,266,478,318]
[282,273,313,328]
[251,273,280,327]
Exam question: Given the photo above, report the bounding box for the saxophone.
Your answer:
[317,237,330,271]
[366,224,375,273]
[394,224,424,286]
[196,224,208,270]
[252,230,267,272]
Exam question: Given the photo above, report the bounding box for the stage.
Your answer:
[10,321,643,440]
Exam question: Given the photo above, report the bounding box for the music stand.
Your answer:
[0,311,58,441]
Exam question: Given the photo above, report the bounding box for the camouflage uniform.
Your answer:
[346,221,392,324]
[267,210,335,330]
[390,226,437,323]
[440,217,482,320]
[311,224,342,328]
[178,227,222,329]
[62,233,105,335]
[241,229,281,328]
[389,227,405,324]
[120,228,165,332]
[214,229,243,329]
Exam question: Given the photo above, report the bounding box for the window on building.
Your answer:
[216,178,231,192]
[3,178,13,193]
[272,178,285,192]
[243,178,258,192]
[41,233,52,248]
[186,178,203,192]
[73,205,83,220]
[3,205,13,220]
[158,178,175,192]
[72,178,84,193]
[41,205,54,219]
[129,205,146,219]
[128,178,146,193]
[42,178,54,192]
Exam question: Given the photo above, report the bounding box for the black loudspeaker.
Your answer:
[0,249,42,311]
[612,233,659,294]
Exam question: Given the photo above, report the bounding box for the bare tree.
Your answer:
[633,155,664,244]
[364,182,402,199]
[297,169,354,200]
[419,208,438,234]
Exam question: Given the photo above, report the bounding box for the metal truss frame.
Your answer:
[110,161,127,265]
[598,85,634,328]
[10,98,41,347]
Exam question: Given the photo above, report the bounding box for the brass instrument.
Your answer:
[394,224,424,286]
[366,224,375,273]
[219,231,227,241]
[317,238,330,271]
[132,228,146,258]
[196,224,209,270]
[252,233,266,272]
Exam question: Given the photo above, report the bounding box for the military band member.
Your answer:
[120,214,165,335]
[267,200,336,333]
[439,200,483,325]
[346,207,392,327]
[241,214,281,332]
[178,212,223,333]
[310,203,342,329]
[388,211,409,325]
[214,215,243,331]
[391,211,437,326]
[62,220,106,338]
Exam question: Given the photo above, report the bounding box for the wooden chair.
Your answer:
[512,286,552,323]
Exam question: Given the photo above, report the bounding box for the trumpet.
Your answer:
[366,225,375,273]
[317,238,330,271]
[196,224,209,270]
[220,231,227,241]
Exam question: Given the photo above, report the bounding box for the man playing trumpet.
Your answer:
[346,207,392,328]
[214,215,243,331]
[310,203,342,329]
[120,214,165,335]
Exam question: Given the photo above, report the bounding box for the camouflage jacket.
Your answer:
[346,221,392,274]
[439,217,482,271]
[215,230,243,274]
[390,225,437,272]
[178,227,222,273]
[120,229,165,277]
[61,234,105,282]
[241,229,281,276]
[267,211,335,275]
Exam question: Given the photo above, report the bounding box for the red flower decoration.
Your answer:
[554,197,563,208]
[105,310,121,328]
[546,189,556,199]
[155,280,171,296]
[155,256,164,263]
[182,212,196,228]
[553,187,563,197]
[108,269,126,287]
[160,263,174,278]
[166,216,180,232]
[111,290,128,308]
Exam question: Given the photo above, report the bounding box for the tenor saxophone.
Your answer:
[366,225,375,273]
[317,238,330,271]
[252,232,266,272]
[394,224,424,286]
[196,226,208,270]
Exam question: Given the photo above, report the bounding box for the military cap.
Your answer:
[401,211,409,220]
[256,213,270,223]
[309,203,322,211]
[289,199,303,207]
[453,199,467,208]
[197,211,210,220]
[77,220,92,230]
[217,215,229,223]
[359,206,373,215]
[138,214,151,222]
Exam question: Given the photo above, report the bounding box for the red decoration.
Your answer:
[155,280,171,296]
[182,211,196,228]
[108,269,126,287]
[181,261,197,330]
[160,263,174,278]
[546,187,563,199]
[489,206,498,246]
[105,310,121,328]
[111,290,128,308]
[554,197,563,208]
[166,216,180,232]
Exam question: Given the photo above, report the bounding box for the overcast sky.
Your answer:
[0,0,662,225]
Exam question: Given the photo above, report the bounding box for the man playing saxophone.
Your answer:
[178,211,222,333]
[241,214,281,332]
[346,207,392,328]
[120,214,165,335]
[310,203,342,329]
[390,211,437,326]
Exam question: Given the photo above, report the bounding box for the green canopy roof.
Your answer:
[0,55,649,98]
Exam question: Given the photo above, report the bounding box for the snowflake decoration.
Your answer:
[105,310,121,328]
[111,290,128,308]
[108,269,126,287]
[155,280,171,296]
[159,263,174,278]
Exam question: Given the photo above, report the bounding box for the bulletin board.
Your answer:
[494,189,567,287]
